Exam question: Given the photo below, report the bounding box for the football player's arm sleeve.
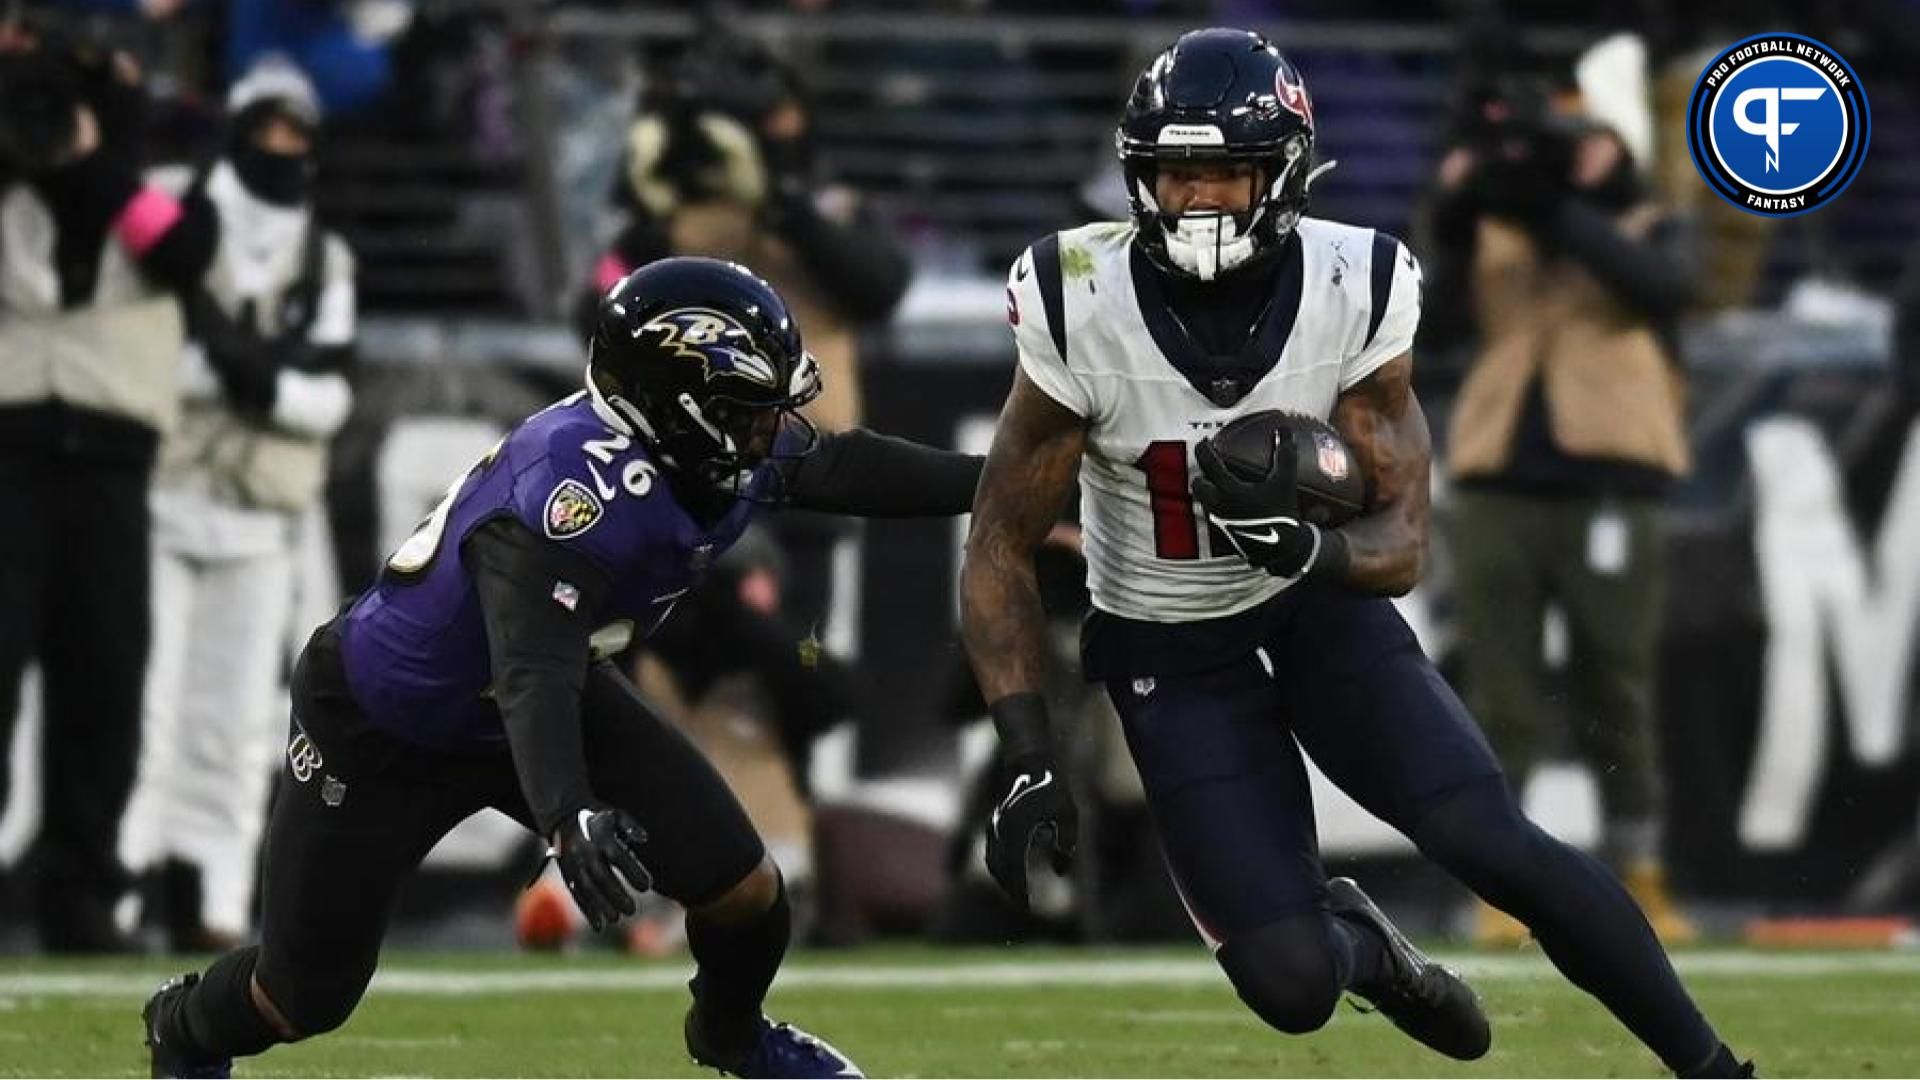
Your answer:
[466,516,613,838]
[1327,353,1431,597]
[1553,201,1698,324]
[1341,237,1423,391]
[960,368,1086,705]
[782,428,982,517]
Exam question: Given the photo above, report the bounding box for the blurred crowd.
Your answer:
[3,0,1918,957]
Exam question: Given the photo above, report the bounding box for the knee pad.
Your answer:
[1216,916,1343,1035]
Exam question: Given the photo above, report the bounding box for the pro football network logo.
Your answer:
[1686,33,1869,217]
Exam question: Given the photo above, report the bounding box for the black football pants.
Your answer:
[246,624,765,1036]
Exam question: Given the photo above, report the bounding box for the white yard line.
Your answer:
[2,950,1917,999]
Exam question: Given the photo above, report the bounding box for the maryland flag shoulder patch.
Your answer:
[542,478,603,540]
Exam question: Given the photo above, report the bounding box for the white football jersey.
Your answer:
[1007,217,1421,623]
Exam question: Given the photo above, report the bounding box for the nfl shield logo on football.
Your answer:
[1314,429,1350,482]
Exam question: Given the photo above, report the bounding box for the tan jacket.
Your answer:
[0,184,184,434]
[668,202,862,433]
[1448,207,1690,480]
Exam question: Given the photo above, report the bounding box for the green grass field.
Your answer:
[5,946,1917,1077]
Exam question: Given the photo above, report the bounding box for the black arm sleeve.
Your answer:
[1550,200,1698,324]
[783,428,983,517]
[765,195,913,324]
[466,516,612,838]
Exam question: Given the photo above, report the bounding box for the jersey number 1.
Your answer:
[1136,441,1230,561]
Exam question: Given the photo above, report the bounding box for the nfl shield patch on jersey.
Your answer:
[543,479,603,539]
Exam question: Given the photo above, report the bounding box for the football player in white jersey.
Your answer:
[960,28,1750,1078]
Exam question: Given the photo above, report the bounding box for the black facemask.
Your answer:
[231,142,316,207]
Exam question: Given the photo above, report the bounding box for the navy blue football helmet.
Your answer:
[587,257,821,492]
[1117,28,1329,280]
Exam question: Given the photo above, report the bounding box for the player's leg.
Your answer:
[1104,662,1395,1038]
[1549,497,1694,939]
[554,661,859,1078]
[1284,587,1746,1077]
[143,626,484,1075]
[1412,779,1744,1075]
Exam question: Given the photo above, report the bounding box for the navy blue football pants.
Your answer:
[1104,584,1719,1071]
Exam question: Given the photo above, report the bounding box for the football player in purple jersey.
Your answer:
[141,257,979,1079]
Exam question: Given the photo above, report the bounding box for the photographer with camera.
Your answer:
[1421,52,1700,949]
[583,28,911,437]
[0,12,216,952]
[581,26,913,689]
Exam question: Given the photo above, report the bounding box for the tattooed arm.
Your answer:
[960,368,1086,907]
[1329,352,1432,596]
[960,369,1087,706]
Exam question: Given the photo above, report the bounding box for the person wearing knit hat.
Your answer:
[119,57,357,953]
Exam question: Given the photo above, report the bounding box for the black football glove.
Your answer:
[985,751,1078,912]
[548,805,653,932]
[1192,429,1328,581]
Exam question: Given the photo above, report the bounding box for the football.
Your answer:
[1204,410,1369,528]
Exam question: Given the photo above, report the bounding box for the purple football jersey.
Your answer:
[338,392,761,748]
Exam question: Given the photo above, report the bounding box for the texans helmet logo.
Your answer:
[638,306,781,388]
[1275,65,1314,129]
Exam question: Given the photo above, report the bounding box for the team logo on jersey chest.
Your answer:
[544,478,604,539]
